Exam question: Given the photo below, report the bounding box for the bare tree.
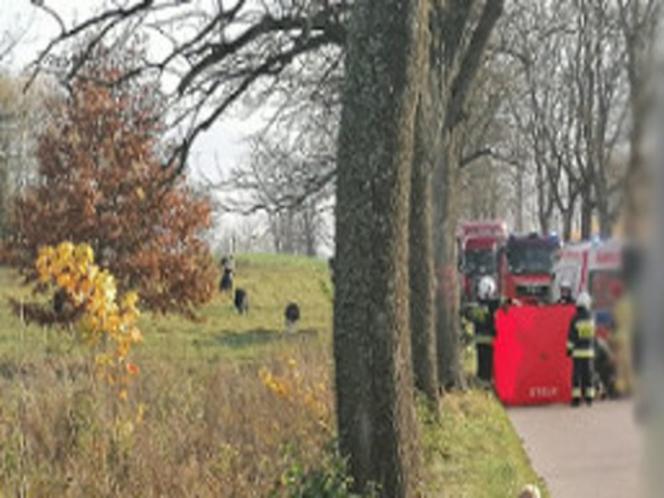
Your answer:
[457,56,517,225]
[26,1,347,260]
[0,15,31,65]
[407,0,505,395]
[216,122,334,255]
[422,0,505,389]
[500,0,630,240]
[27,0,349,176]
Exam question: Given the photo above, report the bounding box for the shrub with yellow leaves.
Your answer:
[29,241,143,396]
[259,357,332,434]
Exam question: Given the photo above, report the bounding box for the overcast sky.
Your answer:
[0,0,259,184]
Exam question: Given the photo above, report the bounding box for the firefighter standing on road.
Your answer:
[468,276,500,386]
[567,292,597,406]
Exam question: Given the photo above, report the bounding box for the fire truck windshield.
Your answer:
[464,249,496,275]
[507,244,554,275]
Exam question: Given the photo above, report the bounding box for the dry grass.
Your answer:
[0,340,334,497]
[0,255,338,497]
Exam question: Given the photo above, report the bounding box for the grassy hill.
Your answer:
[0,253,547,497]
[0,253,334,363]
[137,253,334,362]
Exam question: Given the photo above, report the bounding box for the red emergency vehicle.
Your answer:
[551,239,624,338]
[499,233,560,304]
[456,220,508,303]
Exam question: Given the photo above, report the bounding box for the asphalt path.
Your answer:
[509,400,643,498]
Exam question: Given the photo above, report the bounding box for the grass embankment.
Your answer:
[136,253,334,362]
[0,254,546,497]
[0,253,334,362]
[423,391,550,498]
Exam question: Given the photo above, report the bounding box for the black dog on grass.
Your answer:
[284,302,300,333]
[234,288,249,314]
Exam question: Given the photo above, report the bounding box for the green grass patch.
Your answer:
[0,253,334,363]
[422,391,549,498]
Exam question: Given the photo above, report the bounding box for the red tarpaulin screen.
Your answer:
[494,304,577,406]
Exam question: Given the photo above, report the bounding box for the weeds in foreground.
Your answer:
[0,340,342,497]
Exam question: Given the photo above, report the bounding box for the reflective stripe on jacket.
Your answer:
[467,299,500,347]
[567,309,596,360]
[475,334,494,345]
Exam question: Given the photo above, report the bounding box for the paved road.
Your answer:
[509,400,643,498]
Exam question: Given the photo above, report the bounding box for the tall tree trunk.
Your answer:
[641,20,664,496]
[562,208,574,242]
[515,165,525,232]
[284,208,295,254]
[270,216,281,253]
[409,89,439,405]
[333,0,427,495]
[596,197,612,238]
[429,0,504,390]
[433,129,463,389]
[536,161,552,235]
[303,204,318,257]
[580,186,593,239]
[539,213,550,237]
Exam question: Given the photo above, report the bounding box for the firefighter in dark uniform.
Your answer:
[467,276,500,385]
[567,292,596,406]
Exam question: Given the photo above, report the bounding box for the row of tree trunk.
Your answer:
[334,1,504,496]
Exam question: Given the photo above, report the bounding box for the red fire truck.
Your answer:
[456,220,508,303]
[499,233,561,304]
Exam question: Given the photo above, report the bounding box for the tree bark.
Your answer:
[433,129,464,389]
[333,0,427,495]
[562,208,574,242]
[596,193,612,238]
[409,87,439,405]
[515,163,525,232]
[539,212,550,237]
[580,186,593,239]
[303,204,318,257]
[430,0,504,390]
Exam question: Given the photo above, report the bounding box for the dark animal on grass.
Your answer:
[284,302,300,333]
[234,288,249,314]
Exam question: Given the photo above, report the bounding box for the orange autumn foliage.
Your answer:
[4,51,218,316]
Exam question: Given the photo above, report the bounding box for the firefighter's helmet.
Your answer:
[478,276,496,300]
[576,291,592,310]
